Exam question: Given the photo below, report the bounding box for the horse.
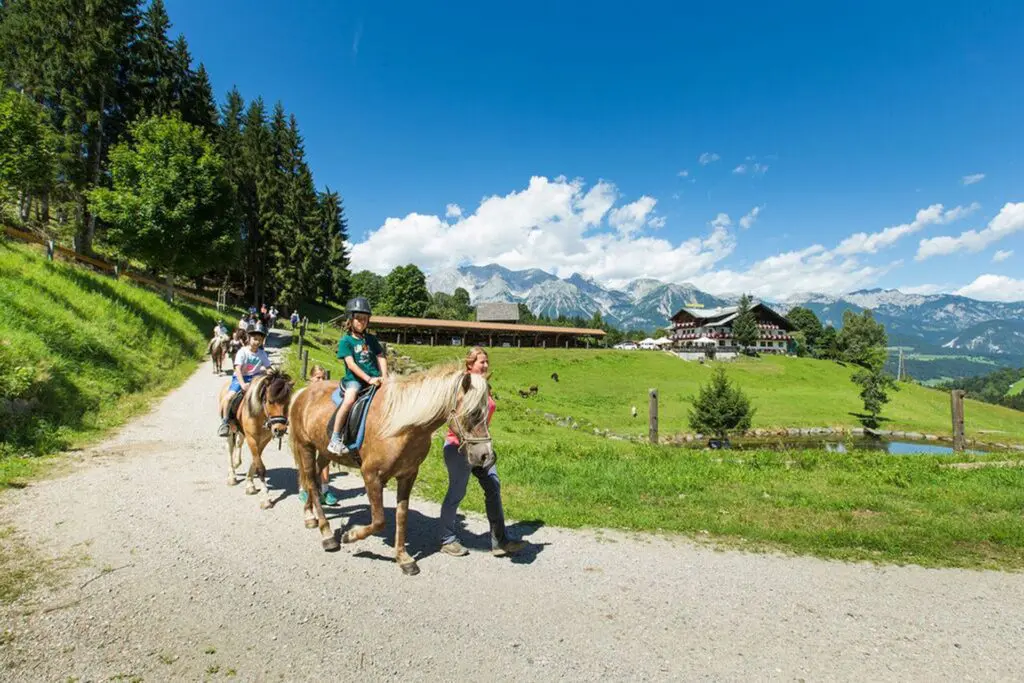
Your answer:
[288,364,493,575]
[208,335,231,374]
[227,328,247,362]
[217,369,295,509]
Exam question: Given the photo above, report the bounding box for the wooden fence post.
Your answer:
[302,349,309,380]
[46,239,54,261]
[325,369,331,380]
[297,331,303,355]
[951,389,966,452]
[649,388,659,444]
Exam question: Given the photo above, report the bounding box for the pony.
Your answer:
[288,364,493,575]
[208,335,231,374]
[218,368,295,509]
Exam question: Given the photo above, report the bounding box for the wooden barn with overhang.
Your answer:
[670,303,794,354]
[333,314,606,348]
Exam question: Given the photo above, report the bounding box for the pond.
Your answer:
[704,437,990,455]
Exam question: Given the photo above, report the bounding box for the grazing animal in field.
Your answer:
[551,372,559,382]
[631,405,637,418]
[287,365,493,575]
[528,385,538,395]
[518,389,531,398]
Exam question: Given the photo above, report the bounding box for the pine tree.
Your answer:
[131,0,177,118]
[688,366,755,440]
[319,188,351,304]
[240,98,272,305]
[182,63,218,136]
[732,294,759,353]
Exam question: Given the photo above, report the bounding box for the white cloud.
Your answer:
[677,169,689,177]
[956,274,1024,302]
[835,202,978,256]
[733,163,768,176]
[739,206,762,230]
[698,152,720,165]
[900,283,947,295]
[649,216,667,229]
[916,202,1024,260]
[962,173,985,186]
[710,213,732,230]
[608,196,657,238]
[350,176,736,285]
[445,203,462,219]
[993,249,1013,263]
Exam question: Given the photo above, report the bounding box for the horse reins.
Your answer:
[447,374,492,452]
[258,379,290,449]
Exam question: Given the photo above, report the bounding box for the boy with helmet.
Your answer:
[327,297,388,454]
[217,322,271,437]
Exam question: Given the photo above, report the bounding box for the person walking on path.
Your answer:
[439,346,527,558]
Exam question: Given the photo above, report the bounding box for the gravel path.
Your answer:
[2,329,1024,681]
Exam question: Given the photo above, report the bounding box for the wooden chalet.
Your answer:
[670,303,794,354]
[332,314,605,348]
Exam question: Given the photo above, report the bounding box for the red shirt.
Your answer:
[445,394,495,446]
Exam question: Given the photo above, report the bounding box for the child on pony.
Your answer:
[218,323,271,437]
[327,297,388,455]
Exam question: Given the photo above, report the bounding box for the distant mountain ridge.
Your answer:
[425,265,1024,361]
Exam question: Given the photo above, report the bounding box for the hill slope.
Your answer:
[0,240,225,469]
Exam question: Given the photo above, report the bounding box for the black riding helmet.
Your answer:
[249,322,267,338]
[347,297,372,317]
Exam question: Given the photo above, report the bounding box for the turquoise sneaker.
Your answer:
[298,489,308,504]
[321,489,340,506]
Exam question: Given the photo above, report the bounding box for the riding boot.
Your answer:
[490,521,527,557]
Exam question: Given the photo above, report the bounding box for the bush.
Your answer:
[688,366,755,439]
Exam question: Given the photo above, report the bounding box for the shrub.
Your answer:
[688,366,755,439]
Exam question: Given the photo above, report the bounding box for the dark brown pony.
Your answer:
[288,364,493,575]
[218,368,294,509]
[208,335,231,374]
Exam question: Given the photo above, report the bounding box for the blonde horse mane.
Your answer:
[246,368,291,418]
[377,364,489,438]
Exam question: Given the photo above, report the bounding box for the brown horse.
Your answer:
[208,335,231,374]
[218,369,294,509]
[288,364,493,575]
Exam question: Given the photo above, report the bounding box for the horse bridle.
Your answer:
[259,380,289,432]
[447,374,492,453]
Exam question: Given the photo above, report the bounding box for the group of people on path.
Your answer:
[214,295,527,557]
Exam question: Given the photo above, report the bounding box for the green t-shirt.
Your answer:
[337,333,383,384]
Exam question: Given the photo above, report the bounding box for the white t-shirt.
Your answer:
[238,318,250,331]
[234,347,271,377]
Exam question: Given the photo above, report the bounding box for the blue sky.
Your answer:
[165,0,1024,300]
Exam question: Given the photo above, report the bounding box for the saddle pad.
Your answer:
[228,391,247,429]
[326,385,377,452]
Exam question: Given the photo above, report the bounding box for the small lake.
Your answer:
[706,438,990,455]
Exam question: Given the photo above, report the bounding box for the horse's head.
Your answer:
[449,372,495,469]
[250,369,294,437]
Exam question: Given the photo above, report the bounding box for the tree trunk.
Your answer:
[78,89,107,255]
[165,272,175,303]
[41,190,50,228]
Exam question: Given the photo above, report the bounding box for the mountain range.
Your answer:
[426,265,1024,372]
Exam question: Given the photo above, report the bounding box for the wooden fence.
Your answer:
[3,224,218,307]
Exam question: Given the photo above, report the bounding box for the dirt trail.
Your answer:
[2,329,1024,681]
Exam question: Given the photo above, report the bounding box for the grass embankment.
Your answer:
[286,326,1024,569]
[1009,378,1024,397]
[0,240,231,487]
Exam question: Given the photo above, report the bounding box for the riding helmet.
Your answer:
[250,322,267,337]
[346,297,372,317]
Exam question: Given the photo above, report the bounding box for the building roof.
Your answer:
[476,302,520,322]
[671,302,795,331]
[339,314,605,337]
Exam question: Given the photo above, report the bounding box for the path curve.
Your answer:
[2,329,1024,681]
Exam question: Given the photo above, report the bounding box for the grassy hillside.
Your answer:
[392,346,1024,443]
[1009,378,1024,397]
[0,240,229,484]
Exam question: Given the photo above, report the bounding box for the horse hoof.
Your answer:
[304,519,318,529]
[399,561,420,576]
[341,531,355,544]
[245,486,258,496]
[226,477,237,486]
[260,500,274,510]
[322,536,340,552]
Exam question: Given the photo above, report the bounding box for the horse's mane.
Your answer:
[377,364,489,438]
[246,368,293,417]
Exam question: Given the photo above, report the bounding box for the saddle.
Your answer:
[227,390,247,431]
[326,384,377,461]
